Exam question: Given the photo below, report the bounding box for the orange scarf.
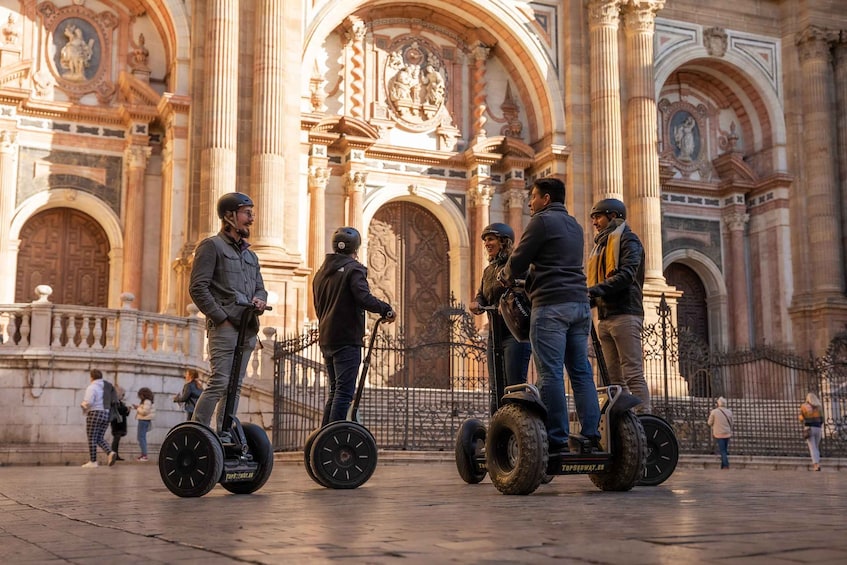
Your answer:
[587,220,625,286]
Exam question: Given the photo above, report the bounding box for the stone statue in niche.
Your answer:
[672,112,699,162]
[130,33,150,69]
[385,43,447,123]
[2,13,20,45]
[704,27,728,58]
[59,23,94,81]
[423,63,445,107]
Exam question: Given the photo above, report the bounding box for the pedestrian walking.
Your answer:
[799,392,823,471]
[109,384,130,461]
[80,369,118,468]
[133,387,155,461]
[173,369,203,421]
[708,396,733,469]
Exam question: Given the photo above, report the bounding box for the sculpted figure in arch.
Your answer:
[60,24,95,82]
[423,64,445,107]
[674,115,697,162]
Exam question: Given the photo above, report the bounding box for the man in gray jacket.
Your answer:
[502,177,600,454]
[189,192,267,434]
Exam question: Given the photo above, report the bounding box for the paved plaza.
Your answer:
[1,454,846,564]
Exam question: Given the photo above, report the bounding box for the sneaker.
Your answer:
[81,461,99,468]
[107,452,117,466]
[136,455,148,462]
[115,455,125,461]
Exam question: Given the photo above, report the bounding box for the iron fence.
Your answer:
[274,295,847,458]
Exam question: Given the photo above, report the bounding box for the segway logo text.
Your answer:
[560,464,605,473]
[225,471,255,481]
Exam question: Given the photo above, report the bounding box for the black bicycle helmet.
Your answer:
[332,227,361,254]
[590,198,627,220]
[217,192,254,219]
[480,222,515,242]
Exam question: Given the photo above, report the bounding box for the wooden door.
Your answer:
[15,208,110,306]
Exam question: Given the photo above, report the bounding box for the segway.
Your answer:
[159,304,274,498]
[304,312,394,489]
[456,318,648,495]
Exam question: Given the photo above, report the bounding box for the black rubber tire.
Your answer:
[303,427,329,487]
[220,423,274,494]
[310,421,378,489]
[455,418,487,484]
[485,403,548,495]
[637,414,679,486]
[159,422,224,498]
[589,410,647,492]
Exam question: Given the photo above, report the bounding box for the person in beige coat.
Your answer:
[708,396,733,469]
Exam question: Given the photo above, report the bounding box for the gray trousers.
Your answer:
[597,314,651,413]
[192,322,256,433]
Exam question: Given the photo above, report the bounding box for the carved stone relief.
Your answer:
[384,37,449,130]
[659,99,714,180]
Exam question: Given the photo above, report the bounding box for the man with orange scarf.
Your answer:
[587,198,650,413]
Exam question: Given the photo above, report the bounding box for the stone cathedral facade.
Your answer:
[1,0,846,359]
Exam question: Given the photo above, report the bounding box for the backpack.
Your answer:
[102,380,122,423]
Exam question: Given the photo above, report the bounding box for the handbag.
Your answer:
[802,427,810,440]
[498,286,531,342]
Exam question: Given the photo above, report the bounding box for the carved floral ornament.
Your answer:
[384,38,449,130]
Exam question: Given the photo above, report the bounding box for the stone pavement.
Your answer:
[1,454,846,564]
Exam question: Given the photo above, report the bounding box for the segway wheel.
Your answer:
[637,414,679,487]
[304,427,329,487]
[159,422,224,498]
[455,418,487,484]
[589,410,647,492]
[221,423,275,494]
[310,421,378,489]
[486,404,548,495]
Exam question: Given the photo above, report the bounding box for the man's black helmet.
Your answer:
[332,227,361,254]
[217,192,254,219]
[481,222,515,242]
[590,198,627,220]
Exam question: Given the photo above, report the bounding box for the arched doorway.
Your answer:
[368,201,450,387]
[665,262,711,396]
[15,208,110,307]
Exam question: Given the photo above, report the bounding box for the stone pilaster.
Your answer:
[468,165,493,298]
[307,153,329,319]
[588,0,625,201]
[343,16,367,119]
[250,0,286,257]
[622,0,665,286]
[199,0,239,235]
[835,33,847,284]
[795,26,843,297]
[122,144,152,307]
[504,187,526,242]
[345,170,367,231]
[470,42,490,145]
[723,211,750,348]
[0,130,18,303]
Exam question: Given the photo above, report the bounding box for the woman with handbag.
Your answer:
[469,223,532,415]
[799,392,823,471]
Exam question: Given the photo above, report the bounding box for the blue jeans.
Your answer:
[487,332,532,415]
[321,345,362,425]
[716,437,730,468]
[192,322,257,432]
[137,419,150,456]
[530,302,600,448]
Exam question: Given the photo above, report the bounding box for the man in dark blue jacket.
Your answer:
[502,177,600,453]
[313,227,395,424]
[588,198,650,413]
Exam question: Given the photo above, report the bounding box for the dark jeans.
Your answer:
[716,437,730,468]
[321,344,362,425]
[487,332,532,415]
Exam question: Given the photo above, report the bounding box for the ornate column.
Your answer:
[122,144,152,306]
[0,130,18,302]
[343,16,367,119]
[796,26,843,297]
[345,170,367,231]
[307,146,329,319]
[249,0,285,256]
[588,0,625,201]
[470,42,490,146]
[199,0,239,235]
[723,212,750,348]
[622,0,665,286]
[468,164,493,297]
[835,33,847,278]
[505,187,526,242]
